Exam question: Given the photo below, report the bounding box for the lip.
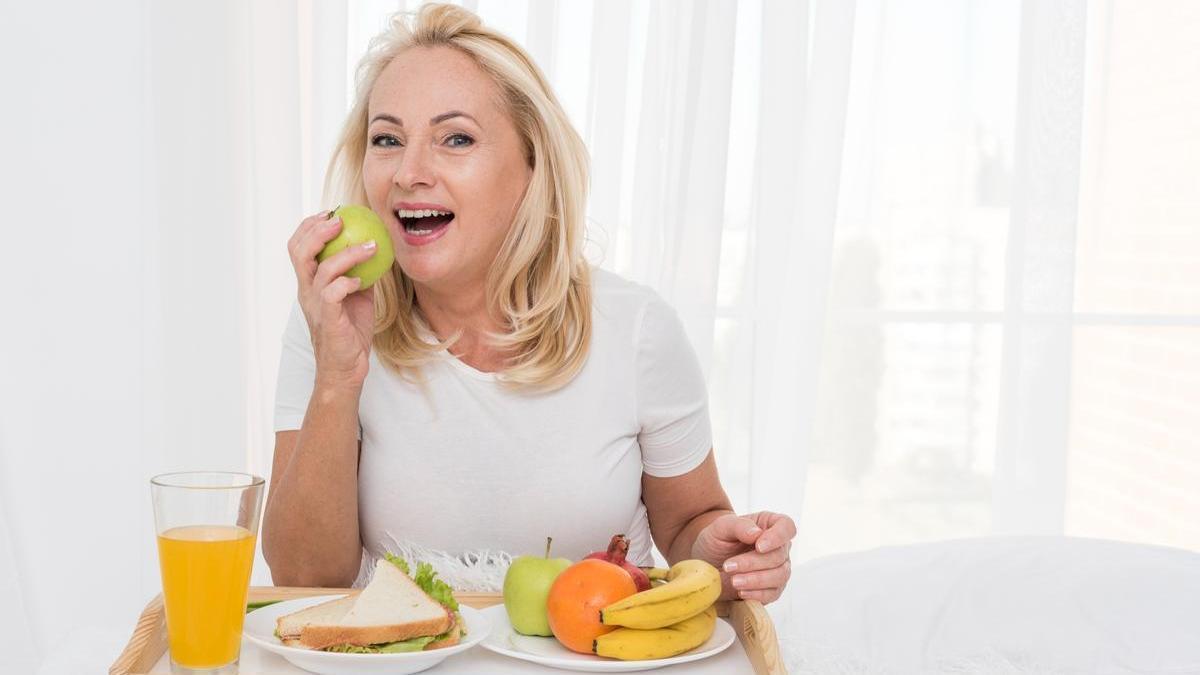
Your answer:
[398,216,453,247]
[394,201,453,212]
[392,201,455,247]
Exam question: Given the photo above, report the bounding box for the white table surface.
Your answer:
[148,619,755,674]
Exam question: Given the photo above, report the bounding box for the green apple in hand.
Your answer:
[503,537,572,636]
[317,204,395,289]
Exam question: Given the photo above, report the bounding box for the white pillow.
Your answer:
[785,536,1200,674]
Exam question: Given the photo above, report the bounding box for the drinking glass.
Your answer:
[151,472,264,674]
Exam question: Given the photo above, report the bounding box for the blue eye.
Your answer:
[445,133,474,148]
[371,134,401,147]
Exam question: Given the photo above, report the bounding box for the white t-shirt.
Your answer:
[273,268,712,589]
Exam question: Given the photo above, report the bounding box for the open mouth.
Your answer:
[396,208,454,238]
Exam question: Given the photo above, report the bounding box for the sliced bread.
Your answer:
[297,558,453,650]
[275,593,359,645]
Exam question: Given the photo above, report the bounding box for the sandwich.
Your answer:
[275,554,464,653]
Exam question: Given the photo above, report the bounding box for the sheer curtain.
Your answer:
[1,0,1198,673]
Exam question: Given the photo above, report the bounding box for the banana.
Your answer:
[599,559,721,629]
[640,566,670,581]
[593,605,717,660]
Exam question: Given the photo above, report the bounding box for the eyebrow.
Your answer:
[369,111,480,127]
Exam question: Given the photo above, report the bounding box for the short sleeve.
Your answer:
[634,295,713,477]
[273,302,316,432]
[272,302,362,440]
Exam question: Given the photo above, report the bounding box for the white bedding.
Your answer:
[783,537,1200,674]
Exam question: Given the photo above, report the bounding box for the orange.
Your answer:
[546,559,638,654]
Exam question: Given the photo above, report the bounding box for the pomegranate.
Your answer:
[584,534,651,591]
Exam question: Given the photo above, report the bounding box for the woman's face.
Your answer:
[363,46,532,293]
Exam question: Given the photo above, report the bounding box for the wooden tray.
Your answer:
[111,586,786,674]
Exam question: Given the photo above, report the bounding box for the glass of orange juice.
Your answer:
[151,471,264,674]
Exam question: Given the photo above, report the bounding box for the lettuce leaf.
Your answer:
[321,617,462,653]
[325,636,436,653]
[385,553,411,576]
[248,599,282,613]
[384,553,459,612]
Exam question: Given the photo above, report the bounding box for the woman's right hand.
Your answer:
[287,209,381,390]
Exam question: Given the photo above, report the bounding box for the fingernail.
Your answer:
[723,560,738,573]
[757,538,772,552]
[326,217,341,228]
[362,239,377,251]
[732,576,746,588]
[748,526,763,536]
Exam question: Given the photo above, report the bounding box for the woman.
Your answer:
[263,3,794,605]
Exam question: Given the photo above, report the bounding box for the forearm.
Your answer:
[263,382,363,587]
[666,507,734,565]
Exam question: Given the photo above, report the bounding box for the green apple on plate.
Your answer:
[503,537,572,636]
[317,204,395,289]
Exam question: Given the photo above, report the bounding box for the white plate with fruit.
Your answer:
[478,604,734,672]
[485,535,735,672]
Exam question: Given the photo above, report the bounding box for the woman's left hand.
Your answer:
[691,511,796,604]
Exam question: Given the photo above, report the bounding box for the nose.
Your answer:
[392,141,436,192]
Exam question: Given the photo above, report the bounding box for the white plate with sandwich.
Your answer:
[243,556,491,675]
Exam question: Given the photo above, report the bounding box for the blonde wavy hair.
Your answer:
[323,3,592,391]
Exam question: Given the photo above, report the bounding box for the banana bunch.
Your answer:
[593,605,716,660]
[601,559,721,629]
[592,559,722,660]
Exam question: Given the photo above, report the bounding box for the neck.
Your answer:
[413,280,506,365]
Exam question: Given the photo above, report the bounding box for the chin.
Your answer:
[396,256,456,288]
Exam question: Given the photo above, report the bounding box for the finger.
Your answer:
[287,211,325,250]
[290,214,343,286]
[730,561,791,593]
[288,210,340,259]
[707,514,765,547]
[737,587,783,604]
[344,284,377,327]
[304,208,338,234]
[312,240,379,291]
[305,215,344,257]
[751,512,797,553]
[723,541,789,574]
[320,275,364,307]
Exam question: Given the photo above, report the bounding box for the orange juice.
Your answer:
[157,524,256,668]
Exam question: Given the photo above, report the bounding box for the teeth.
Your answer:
[395,208,452,219]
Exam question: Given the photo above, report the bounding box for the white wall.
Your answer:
[1,1,151,668]
[0,1,290,669]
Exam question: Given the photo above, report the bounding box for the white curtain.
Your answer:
[1,0,1198,672]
